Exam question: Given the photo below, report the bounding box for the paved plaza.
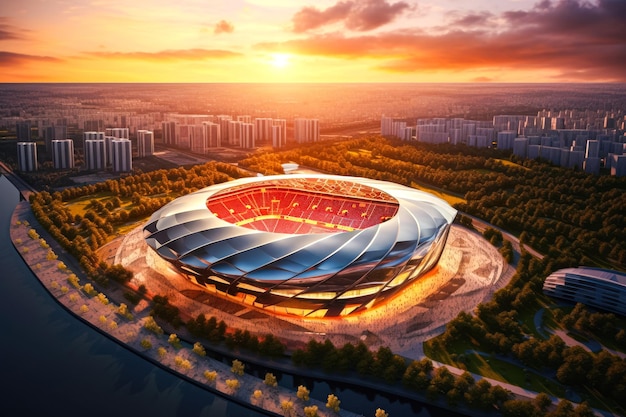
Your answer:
[110,224,514,360]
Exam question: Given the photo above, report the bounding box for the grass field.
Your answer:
[423,338,565,398]
[411,181,466,206]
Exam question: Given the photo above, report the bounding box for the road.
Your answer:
[463,212,545,262]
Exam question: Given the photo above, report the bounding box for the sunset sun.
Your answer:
[269,53,290,69]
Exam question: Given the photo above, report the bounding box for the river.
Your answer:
[0,175,266,417]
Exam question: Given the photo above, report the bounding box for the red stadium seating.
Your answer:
[206,184,399,234]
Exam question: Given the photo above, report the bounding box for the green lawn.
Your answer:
[494,159,530,171]
[424,338,565,397]
[411,181,466,206]
[65,192,120,217]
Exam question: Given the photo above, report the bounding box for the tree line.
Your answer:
[29,161,249,287]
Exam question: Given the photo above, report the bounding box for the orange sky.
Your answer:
[1,0,625,83]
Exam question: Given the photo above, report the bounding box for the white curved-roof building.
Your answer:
[543,267,626,316]
[143,174,457,317]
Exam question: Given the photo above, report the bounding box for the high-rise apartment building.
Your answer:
[203,122,221,148]
[137,130,154,157]
[104,136,116,167]
[255,118,273,142]
[43,125,68,153]
[228,120,243,146]
[112,138,132,172]
[17,142,37,171]
[51,139,75,169]
[16,121,32,142]
[84,139,107,170]
[381,116,394,136]
[190,125,207,154]
[106,127,129,139]
[272,119,287,148]
[585,140,599,158]
[216,115,232,145]
[83,131,105,150]
[241,123,255,149]
[294,118,319,143]
[177,125,192,149]
[161,121,179,146]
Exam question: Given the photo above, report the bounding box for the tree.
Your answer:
[225,379,240,393]
[375,409,388,417]
[546,399,574,417]
[431,367,455,394]
[572,401,596,417]
[168,333,181,349]
[117,303,132,320]
[501,399,536,417]
[297,385,310,402]
[231,359,245,376]
[193,342,206,356]
[203,370,217,382]
[280,400,294,415]
[304,405,319,417]
[326,394,340,413]
[533,392,552,414]
[556,346,593,386]
[264,372,277,387]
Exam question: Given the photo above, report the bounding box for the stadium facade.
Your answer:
[143,174,457,317]
[543,267,626,316]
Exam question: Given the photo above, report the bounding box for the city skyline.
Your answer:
[2,0,626,83]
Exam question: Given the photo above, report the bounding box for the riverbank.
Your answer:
[10,200,369,417]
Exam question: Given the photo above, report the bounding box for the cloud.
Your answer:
[214,20,234,35]
[502,0,626,41]
[292,2,352,33]
[291,0,410,33]
[0,18,29,41]
[262,0,626,81]
[0,51,62,65]
[84,48,241,61]
[345,0,412,31]
[448,11,494,28]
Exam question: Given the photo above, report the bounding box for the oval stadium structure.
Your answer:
[143,174,457,317]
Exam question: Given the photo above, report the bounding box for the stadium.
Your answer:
[143,174,457,317]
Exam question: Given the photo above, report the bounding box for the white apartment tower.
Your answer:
[381,116,394,136]
[104,136,116,167]
[294,118,319,143]
[190,125,207,154]
[203,122,221,148]
[17,142,37,172]
[161,121,179,146]
[272,119,287,148]
[228,120,243,146]
[241,123,255,149]
[216,115,232,145]
[83,131,104,149]
[84,139,107,170]
[137,130,154,157]
[106,127,129,139]
[255,118,273,142]
[52,139,75,169]
[177,125,193,149]
[112,139,132,172]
